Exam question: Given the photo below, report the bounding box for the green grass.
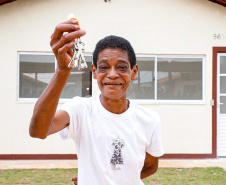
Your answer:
[0,168,225,185]
[143,168,226,185]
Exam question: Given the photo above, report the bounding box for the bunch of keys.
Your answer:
[67,14,87,70]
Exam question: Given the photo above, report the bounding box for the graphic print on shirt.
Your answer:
[110,137,125,170]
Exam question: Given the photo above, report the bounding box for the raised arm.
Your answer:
[29,20,86,139]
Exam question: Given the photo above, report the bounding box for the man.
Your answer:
[29,19,164,185]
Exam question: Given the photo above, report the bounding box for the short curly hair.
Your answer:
[93,35,136,69]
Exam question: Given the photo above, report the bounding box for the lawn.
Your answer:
[0,167,225,185]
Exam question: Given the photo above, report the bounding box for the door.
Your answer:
[217,53,226,157]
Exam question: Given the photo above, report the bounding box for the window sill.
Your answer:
[130,99,206,105]
[17,98,206,105]
[17,98,74,104]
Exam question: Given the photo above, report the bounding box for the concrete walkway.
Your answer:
[159,159,226,170]
[0,159,226,170]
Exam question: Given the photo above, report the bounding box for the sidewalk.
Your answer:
[0,159,226,170]
[159,159,226,170]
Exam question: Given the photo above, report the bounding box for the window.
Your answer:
[60,55,92,99]
[19,53,204,103]
[127,56,155,99]
[18,53,92,101]
[157,57,203,100]
[19,53,55,99]
[127,55,204,103]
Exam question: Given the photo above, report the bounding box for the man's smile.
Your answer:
[103,83,123,86]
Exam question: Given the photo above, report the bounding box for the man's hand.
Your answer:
[50,20,86,71]
[71,176,78,185]
[141,152,159,179]
[29,20,86,139]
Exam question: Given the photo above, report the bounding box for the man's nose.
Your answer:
[107,67,119,78]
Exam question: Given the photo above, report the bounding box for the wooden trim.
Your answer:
[212,47,226,158]
[0,153,218,160]
[209,0,226,7]
[212,47,218,159]
[0,0,15,5]
[0,154,77,160]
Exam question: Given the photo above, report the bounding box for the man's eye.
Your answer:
[98,66,108,70]
[118,66,128,71]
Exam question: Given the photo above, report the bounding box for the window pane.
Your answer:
[127,57,155,99]
[19,54,92,99]
[60,55,92,98]
[220,56,226,74]
[220,76,226,94]
[19,54,55,98]
[157,58,203,100]
[220,96,226,114]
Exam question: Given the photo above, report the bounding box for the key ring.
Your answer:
[67,14,87,70]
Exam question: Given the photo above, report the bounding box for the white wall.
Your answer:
[0,0,226,155]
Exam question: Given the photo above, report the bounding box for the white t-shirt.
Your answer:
[59,96,164,185]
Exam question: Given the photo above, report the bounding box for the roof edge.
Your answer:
[0,0,16,6]
[209,0,226,7]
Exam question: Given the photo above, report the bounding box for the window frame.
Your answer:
[17,52,93,103]
[131,54,206,105]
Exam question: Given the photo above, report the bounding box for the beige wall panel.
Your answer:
[145,104,212,153]
[0,0,226,154]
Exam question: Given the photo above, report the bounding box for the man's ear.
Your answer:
[131,64,138,80]
[91,64,97,79]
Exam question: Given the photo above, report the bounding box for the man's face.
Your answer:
[92,48,138,100]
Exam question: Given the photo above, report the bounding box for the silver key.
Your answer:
[77,39,87,70]
[68,39,78,68]
[67,14,87,70]
[68,38,87,70]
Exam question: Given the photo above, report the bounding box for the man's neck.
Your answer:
[100,95,129,114]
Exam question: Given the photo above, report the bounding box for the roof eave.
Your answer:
[209,0,226,7]
[0,0,16,6]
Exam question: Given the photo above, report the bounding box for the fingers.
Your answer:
[50,20,86,54]
[71,176,78,185]
[51,20,79,42]
[57,41,74,67]
[50,20,86,70]
[52,29,86,55]
[58,41,74,57]
[67,44,74,58]
[50,23,81,48]
[71,176,78,181]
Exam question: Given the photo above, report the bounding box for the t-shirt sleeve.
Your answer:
[146,115,164,157]
[58,97,82,142]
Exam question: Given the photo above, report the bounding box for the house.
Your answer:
[0,0,226,160]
